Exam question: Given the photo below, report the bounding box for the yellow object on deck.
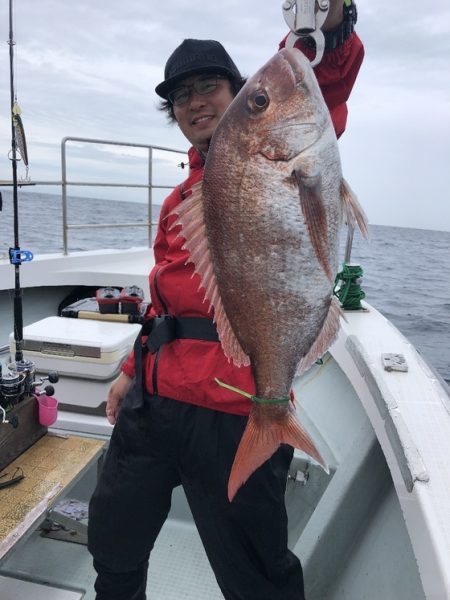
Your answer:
[0,434,105,561]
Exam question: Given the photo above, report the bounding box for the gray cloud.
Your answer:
[0,0,449,231]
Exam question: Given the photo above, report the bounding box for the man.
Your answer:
[88,3,364,599]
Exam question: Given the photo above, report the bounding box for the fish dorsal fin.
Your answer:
[168,181,250,367]
[340,179,369,238]
[296,295,343,374]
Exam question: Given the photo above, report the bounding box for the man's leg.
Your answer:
[88,391,181,600]
[180,406,305,600]
[92,558,149,600]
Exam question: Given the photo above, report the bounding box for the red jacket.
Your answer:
[121,33,364,415]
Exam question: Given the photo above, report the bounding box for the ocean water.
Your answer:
[1,190,449,384]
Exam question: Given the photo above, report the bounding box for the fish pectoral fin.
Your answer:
[295,171,333,281]
[340,178,369,238]
[168,181,250,368]
[296,296,343,375]
[228,404,327,502]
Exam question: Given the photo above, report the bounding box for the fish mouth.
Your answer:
[260,48,325,154]
[280,46,310,86]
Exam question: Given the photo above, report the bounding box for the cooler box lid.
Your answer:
[9,316,141,380]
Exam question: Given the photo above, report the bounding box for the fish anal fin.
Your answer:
[296,296,343,375]
[228,404,327,502]
[168,183,250,367]
[340,179,369,238]
[295,171,333,281]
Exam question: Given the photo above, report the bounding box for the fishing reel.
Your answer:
[0,358,59,411]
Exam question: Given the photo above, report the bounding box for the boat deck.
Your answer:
[1,252,450,598]
[0,346,429,600]
[1,481,222,599]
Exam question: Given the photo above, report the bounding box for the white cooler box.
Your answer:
[9,316,142,380]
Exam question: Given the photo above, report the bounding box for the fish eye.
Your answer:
[248,89,270,112]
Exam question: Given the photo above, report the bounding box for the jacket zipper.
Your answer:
[150,185,185,395]
[151,266,169,395]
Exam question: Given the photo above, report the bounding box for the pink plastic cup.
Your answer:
[37,395,58,426]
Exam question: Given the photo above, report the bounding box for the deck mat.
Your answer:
[0,434,104,560]
[1,518,223,599]
[148,520,223,599]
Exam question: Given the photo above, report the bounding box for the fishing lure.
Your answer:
[12,101,29,177]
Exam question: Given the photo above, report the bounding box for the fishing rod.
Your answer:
[7,0,29,365]
[0,1,59,416]
[0,0,39,411]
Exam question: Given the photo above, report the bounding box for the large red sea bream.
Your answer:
[170,47,367,501]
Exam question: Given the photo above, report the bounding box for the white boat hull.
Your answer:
[1,249,449,599]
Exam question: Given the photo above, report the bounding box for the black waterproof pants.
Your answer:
[88,387,305,600]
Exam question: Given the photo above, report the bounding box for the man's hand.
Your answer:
[106,373,133,425]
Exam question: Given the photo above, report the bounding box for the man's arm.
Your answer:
[280,0,364,138]
[323,0,344,30]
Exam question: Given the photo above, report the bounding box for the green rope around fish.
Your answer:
[333,263,365,310]
[215,378,290,405]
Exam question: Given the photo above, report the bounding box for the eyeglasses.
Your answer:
[168,75,227,106]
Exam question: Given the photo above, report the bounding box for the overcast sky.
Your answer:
[0,1,449,231]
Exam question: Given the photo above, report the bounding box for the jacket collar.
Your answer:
[188,146,206,172]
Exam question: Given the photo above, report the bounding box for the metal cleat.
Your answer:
[381,353,409,373]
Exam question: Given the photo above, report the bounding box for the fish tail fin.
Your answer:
[228,405,327,501]
[340,178,369,238]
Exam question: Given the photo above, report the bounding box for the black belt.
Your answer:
[132,316,219,408]
[143,315,219,353]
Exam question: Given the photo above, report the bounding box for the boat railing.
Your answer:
[8,136,358,262]
[25,137,187,255]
